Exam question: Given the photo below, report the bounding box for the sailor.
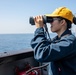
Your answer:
[30,7,76,75]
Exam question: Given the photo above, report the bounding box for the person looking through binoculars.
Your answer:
[30,7,76,75]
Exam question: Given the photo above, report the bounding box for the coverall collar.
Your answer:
[56,29,72,40]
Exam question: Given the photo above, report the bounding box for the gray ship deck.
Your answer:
[0,49,48,75]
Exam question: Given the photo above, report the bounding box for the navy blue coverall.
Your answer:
[31,27,76,75]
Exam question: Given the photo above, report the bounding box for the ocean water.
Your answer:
[0,33,56,52]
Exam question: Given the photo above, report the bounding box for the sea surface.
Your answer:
[0,33,56,52]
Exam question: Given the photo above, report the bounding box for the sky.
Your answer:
[0,0,76,34]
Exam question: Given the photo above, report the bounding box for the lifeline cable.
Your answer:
[26,63,49,74]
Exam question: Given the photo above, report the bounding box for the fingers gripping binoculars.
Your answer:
[29,15,53,25]
[29,15,52,40]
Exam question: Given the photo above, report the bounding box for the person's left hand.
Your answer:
[34,15,44,28]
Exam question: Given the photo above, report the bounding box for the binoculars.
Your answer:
[29,15,53,25]
[29,15,76,25]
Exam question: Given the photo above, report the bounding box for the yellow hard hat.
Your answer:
[45,7,73,23]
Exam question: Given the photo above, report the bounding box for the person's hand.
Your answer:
[34,15,44,28]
